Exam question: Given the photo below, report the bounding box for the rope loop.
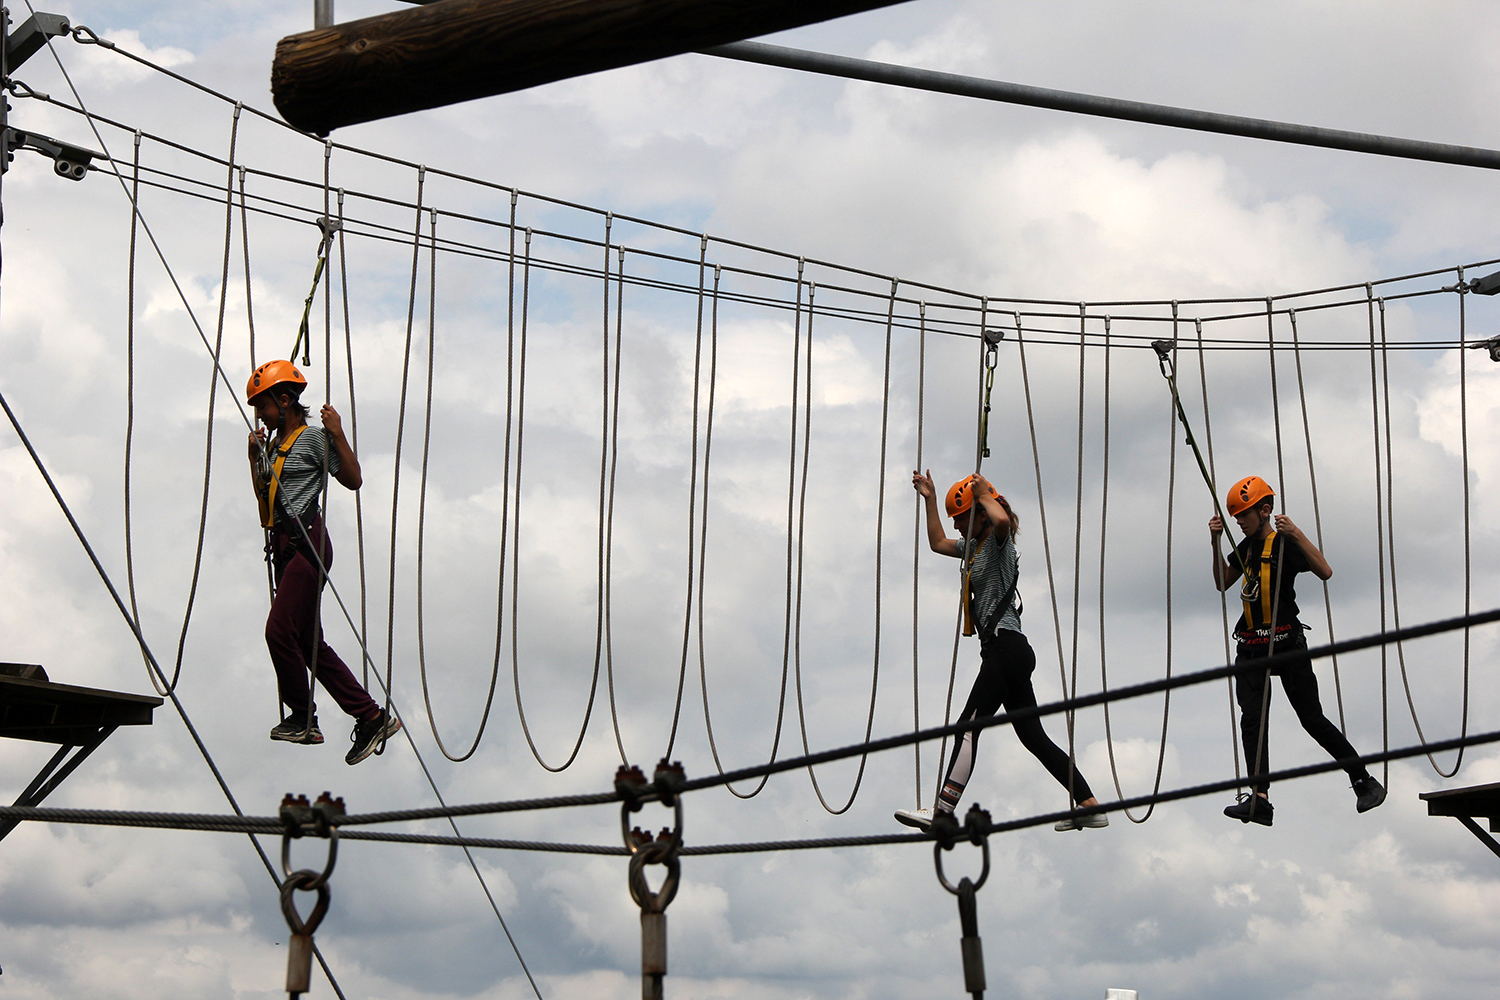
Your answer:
[71,25,112,48]
[933,805,991,894]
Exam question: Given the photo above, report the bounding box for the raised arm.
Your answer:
[1208,515,1239,591]
[322,404,363,490]
[972,474,1011,538]
[914,469,961,557]
[1275,514,1332,580]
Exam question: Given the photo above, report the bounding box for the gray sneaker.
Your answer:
[346,709,401,765]
[269,714,323,745]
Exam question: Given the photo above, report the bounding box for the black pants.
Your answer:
[1236,635,1369,795]
[940,628,1094,811]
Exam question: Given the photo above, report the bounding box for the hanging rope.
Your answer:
[791,279,892,815]
[1063,303,1087,806]
[334,190,371,689]
[1287,309,1346,733]
[1365,284,1391,787]
[911,300,926,806]
[697,265,792,798]
[604,245,630,762]
[1381,290,1471,777]
[510,225,607,772]
[1097,317,1173,822]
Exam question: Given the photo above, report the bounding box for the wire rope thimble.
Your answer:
[277,793,342,999]
[933,804,992,1000]
[615,761,686,1000]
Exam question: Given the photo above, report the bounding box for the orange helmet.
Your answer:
[945,475,1000,519]
[246,360,307,404]
[1226,475,1275,516]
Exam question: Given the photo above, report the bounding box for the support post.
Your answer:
[314,0,335,30]
[271,0,912,134]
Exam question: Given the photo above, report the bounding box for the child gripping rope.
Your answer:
[246,360,400,765]
[896,471,1108,833]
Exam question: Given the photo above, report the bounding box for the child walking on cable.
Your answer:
[896,471,1107,832]
[246,360,400,765]
[1211,475,1386,825]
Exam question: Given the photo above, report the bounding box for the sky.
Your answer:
[1,2,1499,998]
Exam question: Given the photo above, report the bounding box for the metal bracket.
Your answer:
[1471,335,1500,363]
[2,126,100,179]
[0,725,116,841]
[5,11,70,72]
[1467,267,1500,296]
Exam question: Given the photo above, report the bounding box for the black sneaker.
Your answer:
[1353,775,1387,813]
[346,709,401,765]
[1224,793,1273,826]
[270,714,323,745]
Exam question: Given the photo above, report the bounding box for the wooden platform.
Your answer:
[0,663,161,745]
[1420,781,1500,833]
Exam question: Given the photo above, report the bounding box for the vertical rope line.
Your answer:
[777,259,807,784]
[382,166,427,722]
[304,137,333,740]
[1458,270,1473,768]
[1065,303,1086,804]
[168,105,241,698]
[1365,283,1389,786]
[912,300,926,806]
[604,246,628,761]
[1381,296,1463,776]
[595,218,625,764]
[1266,299,1287,509]
[335,190,369,689]
[1011,310,1073,800]
[697,266,783,797]
[1194,314,1240,782]
[1288,309,1344,733]
[667,236,711,756]
[124,131,153,685]
[238,166,255,368]
[509,229,597,771]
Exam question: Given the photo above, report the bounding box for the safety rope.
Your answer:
[1381,288,1471,777]
[1287,309,1346,733]
[413,203,505,761]
[911,300,926,805]
[1064,303,1087,806]
[1097,317,1173,822]
[123,130,149,687]
[604,245,631,760]
[239,166,256,368]
[791,279,888,815]
[334,190,371,689]
[510,225,605,771]
[696,265,792,797]
[1365,284,1391,786]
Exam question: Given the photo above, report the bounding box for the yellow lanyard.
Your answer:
[258,424,308,529]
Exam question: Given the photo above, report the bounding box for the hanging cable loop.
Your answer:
[933,804,991,1000]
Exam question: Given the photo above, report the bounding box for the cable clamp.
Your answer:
[614,763,648,813]
[4,79,47,102]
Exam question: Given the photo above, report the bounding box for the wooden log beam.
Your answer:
[272,0,914,135]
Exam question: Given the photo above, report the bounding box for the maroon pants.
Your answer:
[266,518,379,721]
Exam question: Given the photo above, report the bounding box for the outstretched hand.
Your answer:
[912,469,936,499]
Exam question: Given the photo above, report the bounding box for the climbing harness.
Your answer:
[278,792,343,999]
[933,804,992,1000]
[257,424,308,530]
[618,762,685,1000]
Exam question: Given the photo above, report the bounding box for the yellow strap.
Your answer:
[259,424,308,529]
[1240,532,1278,628]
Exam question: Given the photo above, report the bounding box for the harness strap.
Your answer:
[258,424,308,529]
[1239,531,1278,630]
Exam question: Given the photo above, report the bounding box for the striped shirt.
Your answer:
[273,424,339,524]
[962,530,1022,636]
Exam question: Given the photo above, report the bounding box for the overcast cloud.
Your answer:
[1,2,1498,999]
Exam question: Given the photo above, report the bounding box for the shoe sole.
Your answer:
[1225,810,1273,827]
[893,812,932,831]
[346,716,402,765]
[1356,789,1387,813]
[270,731,324,745]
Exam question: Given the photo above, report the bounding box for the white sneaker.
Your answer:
[1054,811,1109,831]
[894,808,935,830]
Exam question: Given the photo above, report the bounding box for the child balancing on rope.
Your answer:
[896,471,1107,832]
[246,360,400,765]
[1211,475,1385,826]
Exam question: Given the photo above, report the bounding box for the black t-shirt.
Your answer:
[1231,531,1309,640]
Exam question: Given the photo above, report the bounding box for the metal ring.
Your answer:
[281,826,339,890]
[933,835,991,896]
[280,869,331,937]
